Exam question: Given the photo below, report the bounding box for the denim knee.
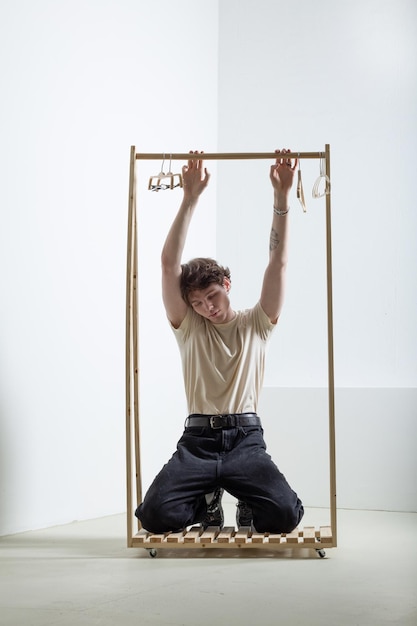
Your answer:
[279,500,304,533]
[135,500,187,534]
[254,500,304,534]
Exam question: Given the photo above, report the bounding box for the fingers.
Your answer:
[188,150,195,169]
[203,167,211,184]
[183,151,210,196]
[274,148,297,170]
[186,150,209,183]
[188,150,205,170]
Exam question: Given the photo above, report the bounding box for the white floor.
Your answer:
[0,507,416,626]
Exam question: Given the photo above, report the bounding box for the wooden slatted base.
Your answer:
[131,525,334,552]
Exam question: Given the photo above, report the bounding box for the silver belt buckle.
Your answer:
[210,415,223,429]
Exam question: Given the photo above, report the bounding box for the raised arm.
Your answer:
[259,148,297,324]
[161,152,210,328]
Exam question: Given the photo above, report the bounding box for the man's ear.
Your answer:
[223,277,231,293]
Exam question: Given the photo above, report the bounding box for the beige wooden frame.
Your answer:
[126,146,337,555]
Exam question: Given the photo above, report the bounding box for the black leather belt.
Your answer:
[185,413,261,430]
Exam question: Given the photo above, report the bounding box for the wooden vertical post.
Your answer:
[324,143,337,546]
[132,196,142,516]
[125,146,138,546]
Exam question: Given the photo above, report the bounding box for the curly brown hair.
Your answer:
[180,257,231,303]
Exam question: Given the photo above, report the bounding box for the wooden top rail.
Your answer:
[135,150,328,161]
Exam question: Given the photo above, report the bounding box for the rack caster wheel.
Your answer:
[147,549,158,558]
[316,548,326,558]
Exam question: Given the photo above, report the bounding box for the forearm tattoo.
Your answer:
[269,227,280,251]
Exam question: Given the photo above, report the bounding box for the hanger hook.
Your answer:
[312,153,331,198]
[160,153,166,176]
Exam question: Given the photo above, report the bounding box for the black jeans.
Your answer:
[136,420,304,534]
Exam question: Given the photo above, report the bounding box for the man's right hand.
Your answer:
[182,151,210,201]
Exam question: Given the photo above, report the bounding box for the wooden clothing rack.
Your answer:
[126,146,336,558]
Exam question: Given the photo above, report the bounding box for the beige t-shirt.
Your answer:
[171,301,275,414]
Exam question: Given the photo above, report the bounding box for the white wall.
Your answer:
[217,0,417,511]
[258,387,417,512]
[0,0,218,536]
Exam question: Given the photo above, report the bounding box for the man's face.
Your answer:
[188,279,234,324]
